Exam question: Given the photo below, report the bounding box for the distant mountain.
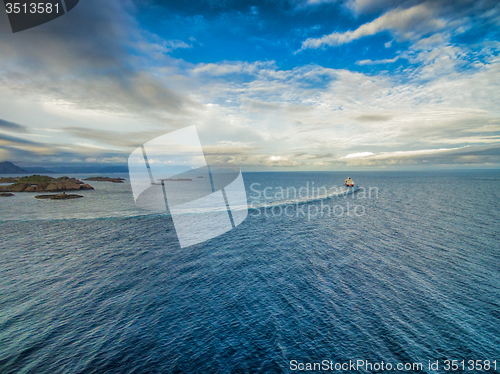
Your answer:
[98,165,129,173]
[48,166,101,174]
[46,165,129,173]
[0,161,27,174]
[24,166,57,174]
[0,162,129,174]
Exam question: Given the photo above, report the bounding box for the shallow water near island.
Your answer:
[0,170,499,373]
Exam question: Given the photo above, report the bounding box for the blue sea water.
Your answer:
[0,170,499,373]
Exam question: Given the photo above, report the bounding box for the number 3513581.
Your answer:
[5,2,60,14]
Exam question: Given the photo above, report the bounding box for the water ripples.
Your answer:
[1,171,499,373]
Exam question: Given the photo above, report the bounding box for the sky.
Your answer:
[0,0,499,170]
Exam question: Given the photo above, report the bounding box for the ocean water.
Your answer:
[0,170,499,373]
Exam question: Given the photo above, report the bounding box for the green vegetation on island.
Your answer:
[83,176,125,183]
[0,175,94,193]
[0,177,18,183]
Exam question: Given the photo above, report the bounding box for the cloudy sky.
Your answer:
[0,0,499,170]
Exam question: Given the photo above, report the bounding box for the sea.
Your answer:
[0,170,499,373]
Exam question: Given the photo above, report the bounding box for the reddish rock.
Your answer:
[35,184,48,192]
[80,184,94,190]
[65,183,82,190]
[45,183,59,191]
[9,183,29,192]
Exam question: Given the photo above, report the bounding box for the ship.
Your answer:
[345,177,354,187]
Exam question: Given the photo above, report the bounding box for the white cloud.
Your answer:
[334,145,500,166]
[304,0,338,5]
[345,0,404,15]
[340,152,374,159]
[356,56,401,65]
[3,48,499,168]
[299,3,446,51]
[1,0,499,169]
[84,156,127,163]
[75,142,123,151]
[270,155,285,161]
[191,61,275,76]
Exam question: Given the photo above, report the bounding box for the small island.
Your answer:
[35,193,84,200]
[0,175,94,193]
[0,192,14,197]
[84,176,125,183]
[0,177,18,183]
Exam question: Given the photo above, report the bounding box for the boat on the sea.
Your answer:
[345,177,354,187]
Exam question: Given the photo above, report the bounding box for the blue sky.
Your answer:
[0,0,499,169]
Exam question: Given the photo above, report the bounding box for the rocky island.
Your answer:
[0,175,94,193]
[35,192,84,200]
[0,192,15,197]
[83,176,125,183]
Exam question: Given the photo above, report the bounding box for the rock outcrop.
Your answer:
[0,175,94,193]
[83,177,125,183]
[0,177,17,183]
[35,193,84,200]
